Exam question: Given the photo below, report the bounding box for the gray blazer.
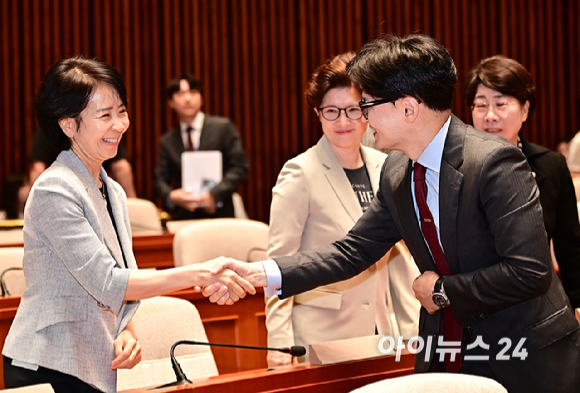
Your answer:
[3,150,139,393]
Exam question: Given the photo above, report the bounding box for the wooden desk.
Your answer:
[0,232,176,270]
[120,351,415,393]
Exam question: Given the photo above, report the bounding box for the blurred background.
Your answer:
[1,0,579,223]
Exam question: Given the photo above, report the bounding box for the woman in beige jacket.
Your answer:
[266,52,420,367]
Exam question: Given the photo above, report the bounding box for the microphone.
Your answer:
[0,267,23,297]
[154,340,306,389]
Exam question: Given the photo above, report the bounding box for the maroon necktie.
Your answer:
[414,162,463,372]
[185,126,194,151]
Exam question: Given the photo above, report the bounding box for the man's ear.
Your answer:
[402,97,420,123]
[58,118,77,138]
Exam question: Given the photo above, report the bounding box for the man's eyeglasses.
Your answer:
[359,97,422,119]
[318,106,363,121]
[471,101,520,114]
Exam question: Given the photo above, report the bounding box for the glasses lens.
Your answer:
[321,108,340,121]
[346,106,362,120]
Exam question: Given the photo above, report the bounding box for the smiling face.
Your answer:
[471,84,529,145]
[60,84,130,175]
[315,86,367,152]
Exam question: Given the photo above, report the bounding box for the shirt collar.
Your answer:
[416,115,451,173]
[180,111,205,133]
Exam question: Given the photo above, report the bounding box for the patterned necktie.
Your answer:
[185,126,194,151]
[414,162,463,372]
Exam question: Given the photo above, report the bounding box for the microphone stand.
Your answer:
[152,340,306,390]
[0,267,23,297]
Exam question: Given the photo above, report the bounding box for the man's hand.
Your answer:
[170,188,203,211]
[267,350,296,367]
[194,258,256,305]
[203,260,268,304]
[199,192,217,214]
[112,322,142,370]
[412,271,441,314]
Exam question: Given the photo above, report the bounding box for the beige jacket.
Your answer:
[266,136,420,360]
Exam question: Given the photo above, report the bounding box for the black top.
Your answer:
[343,165,374,212]
[521,137,580,308]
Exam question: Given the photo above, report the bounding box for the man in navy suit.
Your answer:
[154,74,249,220]
[210,35,580,392]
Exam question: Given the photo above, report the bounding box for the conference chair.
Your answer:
[232,192,249,219]
[116,296,218,390]
[3,384,54,392]
[350,373,508,393]
[573,177,580,202]
[125,198,163,235]
[173,218,268,266]
[0,247,25,296]
[0,228,24,245]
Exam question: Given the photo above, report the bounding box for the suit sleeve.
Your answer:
[550,154,580,307]
[275,162,400,299]
[445,145,553,327]
[265,160,310,348]
[209,121,249,204]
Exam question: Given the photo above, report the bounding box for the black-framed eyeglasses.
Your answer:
[359,97,422,119]
[318,106,363,121]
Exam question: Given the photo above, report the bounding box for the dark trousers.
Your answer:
[3,356,103,393]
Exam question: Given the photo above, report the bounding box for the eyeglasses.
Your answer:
[318,106,363,121]
[359,97,422,119]
[471,101,520,114]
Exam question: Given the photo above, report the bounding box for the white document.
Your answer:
[181,151,222,198]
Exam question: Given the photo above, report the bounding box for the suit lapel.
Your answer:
[360,146,382,193]
[316,136,361,223]
[58,151,125,269]
[439,115,465,274]
[100,170,131,268]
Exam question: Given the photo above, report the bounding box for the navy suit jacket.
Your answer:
[154,115,249,220]
[275,115,580,393]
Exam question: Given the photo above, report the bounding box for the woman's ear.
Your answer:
[521,100,530,122]
[58,118,77,138]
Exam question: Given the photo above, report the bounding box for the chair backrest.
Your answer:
[117,296,218,390]
[173,218,268,266]
[573,177,580,202]
[125,198,163,235]
[350,373,508,393]
[232,192,249,219]
[0,247,25,296]
[3,384,54,392]
[0,229,24,245]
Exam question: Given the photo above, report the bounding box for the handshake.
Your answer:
[191,257,268,305]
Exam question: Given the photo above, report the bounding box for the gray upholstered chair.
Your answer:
[116,296,218,390]
[0,247,25,296]
[172,218,268,266]
[350,373,508,393]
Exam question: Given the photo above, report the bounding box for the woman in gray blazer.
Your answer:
[2,56,253,393]
[265,52,420,367]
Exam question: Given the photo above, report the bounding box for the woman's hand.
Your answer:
[112,322,142,370]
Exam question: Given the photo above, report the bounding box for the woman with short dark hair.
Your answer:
[465,55,580,317]
[2,56,252,393]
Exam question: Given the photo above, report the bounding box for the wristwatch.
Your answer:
[432,277,450,308]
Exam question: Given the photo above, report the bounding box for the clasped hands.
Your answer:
[170,188,217,214]
[194,257,267,305]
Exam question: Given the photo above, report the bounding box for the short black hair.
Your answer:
[34,55,128,151]
[166,73,203,99]
[347,34,457,111]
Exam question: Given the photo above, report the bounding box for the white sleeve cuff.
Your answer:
[262,259,282,297]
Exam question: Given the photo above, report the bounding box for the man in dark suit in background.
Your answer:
[154,74,249,220]
[210,34,580,392]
